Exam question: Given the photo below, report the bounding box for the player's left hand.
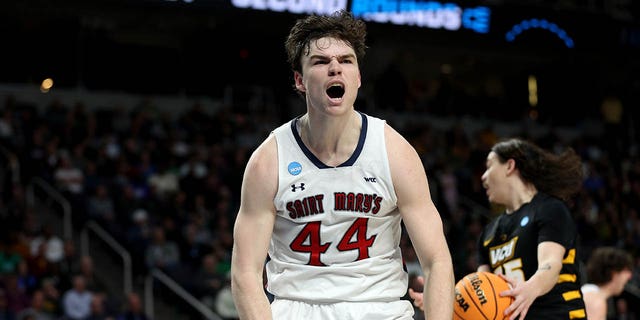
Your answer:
[498,274,537,320]
[408,276,425,311]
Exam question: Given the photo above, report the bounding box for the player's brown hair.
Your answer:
[491,138,583,203]
[586,247,633,285]
[285,9,367,75]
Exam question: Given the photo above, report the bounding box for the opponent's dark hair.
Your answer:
[491,138,583,202]
[586,247,633,285]
[285,9,367,75]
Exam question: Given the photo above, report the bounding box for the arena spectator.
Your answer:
[192,253,226,309]
[115,293,148,320]
[4,274,30,318]
[0,251,22,275]
[144,226,180,274]
[30,226,64,267]
[15,260,38,296]
[61,275,93,320]
[86,184,116,231]
[86,293,114,320]
[15,289,55,320]
[39,278,61,317]
[76,256,107,294]
[0,288,11,320]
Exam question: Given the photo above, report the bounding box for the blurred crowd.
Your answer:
[0,90,638,320]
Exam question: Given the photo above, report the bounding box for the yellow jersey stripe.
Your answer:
[562,249,576,264]
[569,309,586,319]
[562,290,582,301]
[558,274,577,283]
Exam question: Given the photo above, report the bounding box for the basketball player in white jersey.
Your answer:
[231,10,454,320]
[581,247,633,320]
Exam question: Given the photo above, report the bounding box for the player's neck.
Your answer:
[598,282,616,299]
[299,111,360,166]
[505,183,537,214]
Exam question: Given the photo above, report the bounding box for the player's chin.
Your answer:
[323,103,352,116]
[485,192,494,203]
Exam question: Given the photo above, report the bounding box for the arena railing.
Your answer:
[26,176,72,240]
[80,220,133,295]
[0,145,19,186]
[145,268,222,320]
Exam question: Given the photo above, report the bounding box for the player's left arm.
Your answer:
[385,124,454,320]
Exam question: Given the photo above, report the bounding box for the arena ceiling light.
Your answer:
[505,18,575,48]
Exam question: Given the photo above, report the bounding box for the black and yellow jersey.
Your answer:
[477,193,586,319]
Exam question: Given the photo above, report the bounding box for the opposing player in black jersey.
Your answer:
[477,138,586,319]
[410,138,586,319]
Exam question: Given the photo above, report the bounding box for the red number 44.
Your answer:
[289,217,376,266]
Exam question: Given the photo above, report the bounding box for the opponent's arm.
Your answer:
[501,241,565,320]
[386,125,454,320]
[477,265,491,272]
[231,136,278,320]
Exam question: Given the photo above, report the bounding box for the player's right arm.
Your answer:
[476,227,492,273]
[231,135,278,320]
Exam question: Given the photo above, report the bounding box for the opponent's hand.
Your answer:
[498,274,537,320]
[408,275,425,311]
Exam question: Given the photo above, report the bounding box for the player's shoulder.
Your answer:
[533,193,567,210]
[531,192,571,218]
[245,133,277,174]
[382,121,414,153]
[580,283,599,293]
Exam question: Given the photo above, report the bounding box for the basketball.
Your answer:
[453,272,513,320]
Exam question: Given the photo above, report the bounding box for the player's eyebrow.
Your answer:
[308,53,356,61]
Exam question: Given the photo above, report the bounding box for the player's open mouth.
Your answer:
[326,83,345,99]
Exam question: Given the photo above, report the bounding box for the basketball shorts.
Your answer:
[271,298,415,320]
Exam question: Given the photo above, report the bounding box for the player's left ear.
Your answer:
[506,158,517,174]
[294,71,305,92]
[357,72,361,88]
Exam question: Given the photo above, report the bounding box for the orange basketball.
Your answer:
[453,272,513,320]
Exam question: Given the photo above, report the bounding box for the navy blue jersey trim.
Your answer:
[290,112,368,169]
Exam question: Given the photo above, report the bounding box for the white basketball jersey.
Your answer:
[268,112,408,303]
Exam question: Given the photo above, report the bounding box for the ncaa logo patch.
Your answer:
[520,216,530,227]
[288,162,302,176]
